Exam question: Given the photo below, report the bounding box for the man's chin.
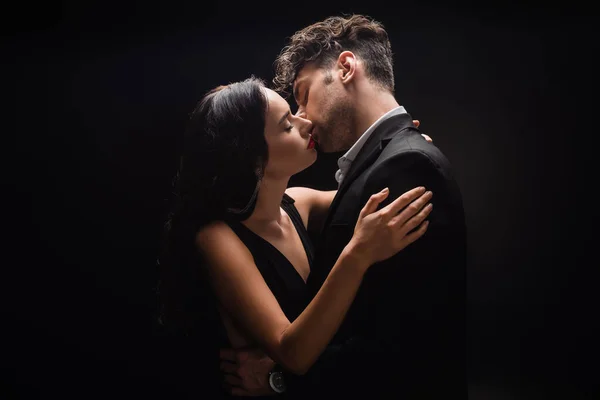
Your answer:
[319,144,348,154]
[314,140,331,153]
[317,134,353,153]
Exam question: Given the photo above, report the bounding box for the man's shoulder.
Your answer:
[378,131,452,170]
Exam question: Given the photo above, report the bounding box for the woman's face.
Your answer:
[262,88,317,179]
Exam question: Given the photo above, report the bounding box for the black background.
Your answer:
[4,1,598,399]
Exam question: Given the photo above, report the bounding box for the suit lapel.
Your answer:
[321,113,416,231]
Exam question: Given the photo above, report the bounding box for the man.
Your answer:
[220,14,466,398]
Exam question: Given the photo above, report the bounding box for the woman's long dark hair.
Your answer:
[156,76,269,336]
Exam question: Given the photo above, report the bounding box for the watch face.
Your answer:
[269,371,286,393]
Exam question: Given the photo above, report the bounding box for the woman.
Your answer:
[157,77,433,393]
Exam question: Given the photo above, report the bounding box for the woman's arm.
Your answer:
[198,222,367,375]
[197,186,431,375]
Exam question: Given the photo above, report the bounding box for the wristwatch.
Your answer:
[268,364,287,394]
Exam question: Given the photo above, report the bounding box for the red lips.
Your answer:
[307,135,316,149]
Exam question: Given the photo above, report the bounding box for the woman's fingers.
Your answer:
[421,133,433,143]
[379,186,427,219]
[390,191,433,226]
[359,187,390,219]
[396,202,433,235]
[401,220,430,245]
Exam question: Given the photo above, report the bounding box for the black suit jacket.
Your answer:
[285,113,467,398]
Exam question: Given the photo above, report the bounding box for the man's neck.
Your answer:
[351,88,400,142]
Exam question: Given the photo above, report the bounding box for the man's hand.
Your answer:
[413,119,433,143]
[220,347,276,396]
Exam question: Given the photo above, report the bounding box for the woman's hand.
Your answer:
[413,120,433,143]
[347,186,433,269]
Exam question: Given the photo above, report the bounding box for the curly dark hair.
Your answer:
[272,14,395,98]
[156,76,269,335]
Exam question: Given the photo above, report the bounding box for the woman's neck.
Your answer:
[243,176,289,228]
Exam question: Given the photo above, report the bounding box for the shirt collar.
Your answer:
[335,106,407,185]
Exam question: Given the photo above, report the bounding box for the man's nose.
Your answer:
[299,118,313,138]
[293,107,312,136]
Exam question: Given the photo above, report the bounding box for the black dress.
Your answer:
[219,193,314,398]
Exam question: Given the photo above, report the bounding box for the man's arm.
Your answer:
[362,149,466,394]
[220,330,386,397]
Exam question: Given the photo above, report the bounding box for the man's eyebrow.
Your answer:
[278,110,290,125]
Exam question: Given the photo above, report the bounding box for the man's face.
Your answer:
[292,63,356,153]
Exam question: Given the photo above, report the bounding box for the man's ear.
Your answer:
[337,51,357,84]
